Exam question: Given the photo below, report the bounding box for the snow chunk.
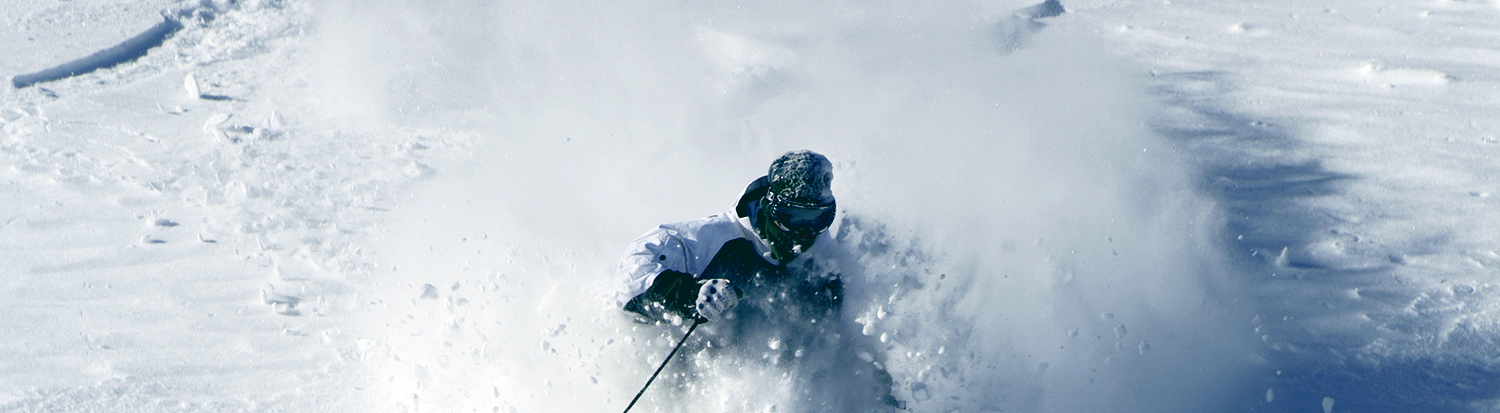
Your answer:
[261,289,301,316]
[912,382,931,401]
[1355,60,1453,87]
[1276,237,1392,271]
[403,161,434,178]
[184,73,202,98]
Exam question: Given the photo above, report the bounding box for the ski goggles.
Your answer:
[765,192,836,236]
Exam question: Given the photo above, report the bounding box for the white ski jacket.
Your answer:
[616,211,838,308]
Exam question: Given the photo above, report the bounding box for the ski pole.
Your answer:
[623,319,701,413]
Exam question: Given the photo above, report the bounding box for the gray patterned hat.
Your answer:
[767,150,834,205]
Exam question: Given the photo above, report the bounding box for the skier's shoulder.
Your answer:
[658,212,744,243]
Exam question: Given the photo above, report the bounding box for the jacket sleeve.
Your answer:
[617,227,695,319]
[623,270,702,322]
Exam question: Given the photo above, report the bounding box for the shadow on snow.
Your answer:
[1152,70,1500,413]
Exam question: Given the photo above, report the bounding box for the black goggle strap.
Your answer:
[766,191,835,209]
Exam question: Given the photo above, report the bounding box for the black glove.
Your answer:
[623,270,700,322]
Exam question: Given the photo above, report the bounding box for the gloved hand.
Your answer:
[694,279,740,322]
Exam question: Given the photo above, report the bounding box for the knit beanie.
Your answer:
[767,150,834,205]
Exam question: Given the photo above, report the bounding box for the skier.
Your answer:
[617,150,903,410]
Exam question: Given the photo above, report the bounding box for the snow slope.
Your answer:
[2,0,1499,412]
[1082,1,1500,411]
[2,1,468,410]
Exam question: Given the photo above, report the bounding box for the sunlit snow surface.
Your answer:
[3,0,1499,412]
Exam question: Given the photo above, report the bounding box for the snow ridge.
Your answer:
[11,16,182,89]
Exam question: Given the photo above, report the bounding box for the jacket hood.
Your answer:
[735,175,771,220]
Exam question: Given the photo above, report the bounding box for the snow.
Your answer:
[3,0,1499,412]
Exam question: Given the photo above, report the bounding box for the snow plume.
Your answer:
[313,0,1257,411]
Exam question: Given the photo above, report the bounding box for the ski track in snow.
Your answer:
[3,0,1500,412]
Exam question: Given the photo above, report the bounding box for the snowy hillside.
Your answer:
[2,0,1498,412]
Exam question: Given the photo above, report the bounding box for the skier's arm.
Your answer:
[617,228,701,322]
[623,269,701,322]
[618,227,686,296]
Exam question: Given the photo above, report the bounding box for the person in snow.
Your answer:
[617,150,903,410]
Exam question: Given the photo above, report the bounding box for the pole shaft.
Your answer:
[623,320,701,413]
